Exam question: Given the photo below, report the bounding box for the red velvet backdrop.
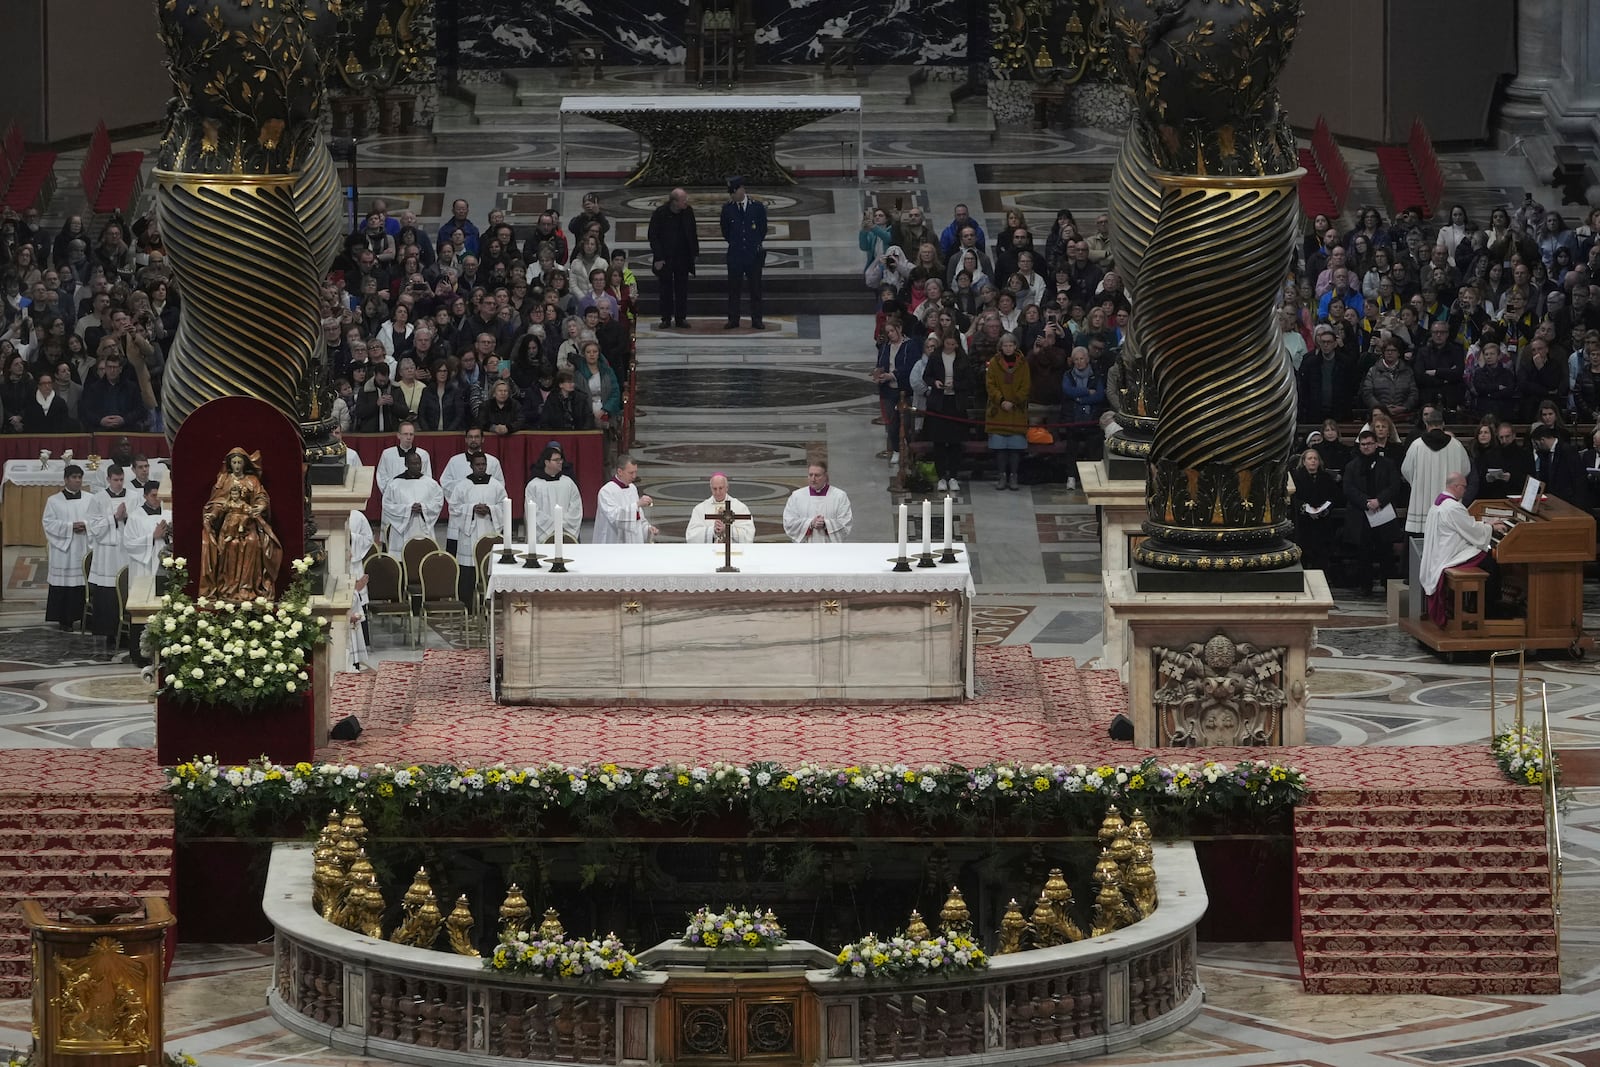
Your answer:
[0,432,171,466]
[343,430,604,520]
[170,399,306,598]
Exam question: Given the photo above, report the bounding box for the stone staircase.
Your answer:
[1294,785,1560,995]
[0,750,174,998]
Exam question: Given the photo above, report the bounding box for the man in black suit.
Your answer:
[1530,423,1587,509]
[647,187,699,329]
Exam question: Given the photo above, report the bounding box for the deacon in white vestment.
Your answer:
[42,465,94,629]
[439,427,504,551]
[1419,471,1507,626]
[381,451,445,549]
[594,454,656,544]
[686,473,755,544]
[525,442,583,542]
[86,464,133,643]
[450,453,511,602]
[121,480,170,665]
[783,461,853,543]
[347,509,374,671]
[375,421,433,493]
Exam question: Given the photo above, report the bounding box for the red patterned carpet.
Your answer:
[319,648,1507,790]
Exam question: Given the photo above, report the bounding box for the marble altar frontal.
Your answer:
[488,543,973,703]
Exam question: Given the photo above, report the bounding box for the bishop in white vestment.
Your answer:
[381,452,445,549]
[686,473,755,544]
[526,443,583,543]
[594,456,656,544]
[783,463,853,543]
[42,465,94,629]
[86,464,133,642]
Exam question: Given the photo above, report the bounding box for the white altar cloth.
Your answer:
[2,459,111,501]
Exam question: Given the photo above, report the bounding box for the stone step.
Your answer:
[1299,906,1556,934]
[1294,803,1544,830]
[1295,824,1548,849]
[1298,866,1547,892]
[1300,930,1559,956]
[1295,844,1550,870]
[0,848,173,874]
[1304,973,1562,995]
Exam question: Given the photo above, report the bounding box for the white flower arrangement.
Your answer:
[1492,726,1553,786]
[147,556,326,712]
[488,931,640,982]
[834,931,988,980]
[681,905,786,949]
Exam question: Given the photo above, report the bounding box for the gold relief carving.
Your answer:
[932,599,951,615]
[52,938,151,1051]
[820,600,841,615]
[1153,634,1286,746]
[622,600,641,615]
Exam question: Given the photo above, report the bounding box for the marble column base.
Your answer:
[1104,569,1334,748]
[1079,460,1148,675]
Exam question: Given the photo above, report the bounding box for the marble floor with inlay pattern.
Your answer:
[6,92,1600,1061]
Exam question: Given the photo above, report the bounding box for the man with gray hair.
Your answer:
[1401,408,1470,534]
[1418,471,1506,627]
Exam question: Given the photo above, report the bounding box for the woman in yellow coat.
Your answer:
[985,332,1032,490]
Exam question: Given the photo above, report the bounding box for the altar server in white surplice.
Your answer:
[686,472,755,544]
[594,454,657,544]
[381,451,445,549]
[439,426,504,553]
[86,463,133,644]
[375,420,432,493]
[347,509,374,671]
[121,480,170,666]
[451,452,510,602]
[783,460,853,543]
[525,442,583,543]
[42,464,94,630]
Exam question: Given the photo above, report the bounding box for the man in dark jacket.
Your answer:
[1414,319,1466,413]
[647,187,699,329]
[1530,424,1587,509]
[79,349,146,432]
[1342,430,1406,595]
[354,362,410,433]
[1468,421,1531,503]
[1468,341,1518,422]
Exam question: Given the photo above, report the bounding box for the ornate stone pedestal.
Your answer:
[1079,459,1147,675]
[1104,570,1333,748]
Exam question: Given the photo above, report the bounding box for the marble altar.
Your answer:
[559,94,862,187]
[488,542,972,703]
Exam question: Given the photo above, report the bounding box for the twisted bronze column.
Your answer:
[1104,131,1162,463]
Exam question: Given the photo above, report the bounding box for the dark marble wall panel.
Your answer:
[447,0,968,69]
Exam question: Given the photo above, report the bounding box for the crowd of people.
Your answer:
[863,203,1120,491]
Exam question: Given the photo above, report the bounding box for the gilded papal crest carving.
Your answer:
[1153,634,1286,746]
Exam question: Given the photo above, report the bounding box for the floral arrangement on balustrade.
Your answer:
[681,905,786,949]
[487,930,640,983]
[1492,726,1554,787]
[145,556,327,713]
[834,932,988,980]
[163,756,1308,837]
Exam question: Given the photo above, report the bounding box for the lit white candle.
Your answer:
[921,498,932,555]
[897,502,908,558]
[502,498,513,550]
[525,495,536,551]
[553,505,564,559]
[943,494,953,551]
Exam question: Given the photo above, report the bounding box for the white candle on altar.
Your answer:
[897,502,908,558]
[943,494,953,551]
[921,498,932,555]
[502,498,513,550]
[553,505,565,559]
[525,496,536,551]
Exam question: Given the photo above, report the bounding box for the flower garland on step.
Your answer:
[681,905,786,948]
[487,931,640,982]
[145,556,327,713]
[834,931,988,980]
[1492,726,1554,786]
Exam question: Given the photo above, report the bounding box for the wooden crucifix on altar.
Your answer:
[712,497,752,573]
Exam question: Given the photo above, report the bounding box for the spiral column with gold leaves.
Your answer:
[1104,131,1163,462]
[1106,0,1306,573]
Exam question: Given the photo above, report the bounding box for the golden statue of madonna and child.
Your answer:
[200,447,285,601]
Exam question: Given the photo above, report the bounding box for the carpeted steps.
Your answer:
[0,750,173,998]
[1294,786,1559,995]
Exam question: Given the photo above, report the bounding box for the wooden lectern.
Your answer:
[23,897,175,1067]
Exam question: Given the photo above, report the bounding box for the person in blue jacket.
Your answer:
[720,176,768,330]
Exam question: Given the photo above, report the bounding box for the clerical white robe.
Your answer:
[121,507,171,577]
[783,486,853,543]
[42,491,93,588]
[1420,495,1495,594]
[450,477,510,564]
[525,475,583,543]
[440,451,504,543]
[375,445,433,493]
[86,490,132,585]
[686,495,755,544]
[347,509,373,670]
[381,474,445,549]
[128,460,171,495]
[594,479,651,544]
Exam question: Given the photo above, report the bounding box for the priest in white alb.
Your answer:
[86,463,132,645]
[42,464,94,630]
[525,442,583,542]
[783,460,853,543]
[439,426,503,553]
[1419,471,1507,627]
[375,420,432,493]
[346,509,374,671]
[686,472,755,544]
[121,479,170,667]
[381,450,445,549]
[594,454,657,544]
[451,452,510,603]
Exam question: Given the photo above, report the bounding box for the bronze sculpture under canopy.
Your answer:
[201,448,284,601]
